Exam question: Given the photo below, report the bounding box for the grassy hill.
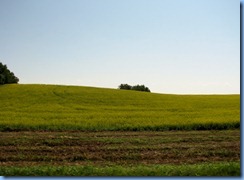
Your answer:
[0,84,240,131]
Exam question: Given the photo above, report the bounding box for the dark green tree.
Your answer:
[131,84,150,92]
[0,74,5,85]
[118,83,150,92]
[118,84,132,90]
[0,62,19,85]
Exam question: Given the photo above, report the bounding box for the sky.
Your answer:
[0,0,240,94]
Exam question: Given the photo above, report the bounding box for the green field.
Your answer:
[0,84,240,176]
[0,84,240,131]
[0,162,240,176]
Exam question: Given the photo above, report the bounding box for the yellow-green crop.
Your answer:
[0,84,240,131]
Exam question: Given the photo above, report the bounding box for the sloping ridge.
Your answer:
[0,84,240,131]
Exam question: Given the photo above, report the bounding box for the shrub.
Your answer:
[118,84,150,92]
[118,84,132,90]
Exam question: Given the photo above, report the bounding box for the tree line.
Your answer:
[118,84,150,92]
[0,62,19,85]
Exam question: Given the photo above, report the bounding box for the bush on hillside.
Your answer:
[131,84,150,92]
[118,84,150,92]
[0,62,19,85]
[118,84,132,90]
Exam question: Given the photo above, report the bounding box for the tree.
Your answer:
[0,74,5,85]
[131,84,150,92]
[118,83,150,92]
[118,84,132,90]
[0,62,19,85]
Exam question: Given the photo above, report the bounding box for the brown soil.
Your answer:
[0,130,240,166]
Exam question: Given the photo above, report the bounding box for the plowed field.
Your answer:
[0,130,239,166]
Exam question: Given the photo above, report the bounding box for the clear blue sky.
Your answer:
[0,0,240,94]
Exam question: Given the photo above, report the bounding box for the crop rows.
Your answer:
[0,130,240,176]
[0,130,239,166]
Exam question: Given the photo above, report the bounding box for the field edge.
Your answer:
[0,121,240,132]
[0,161,240,176]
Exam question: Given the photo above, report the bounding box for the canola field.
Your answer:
[0,84,240,131]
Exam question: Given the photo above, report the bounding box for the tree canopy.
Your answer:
[0,62,19,85]
[118,84,150,92]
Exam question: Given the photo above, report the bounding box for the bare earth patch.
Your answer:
[0,130,239,166]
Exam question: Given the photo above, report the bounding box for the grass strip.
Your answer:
[1,162,240,176]
[0,122,240,132]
